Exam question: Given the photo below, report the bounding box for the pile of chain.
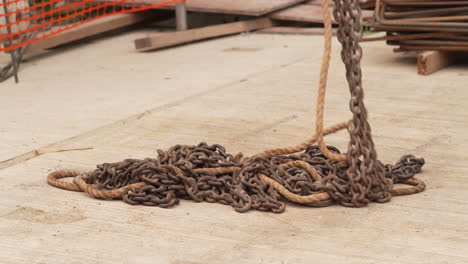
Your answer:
[48,142,425,213]
[47,0,427,213]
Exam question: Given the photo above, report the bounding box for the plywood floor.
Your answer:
[0,31,467,264]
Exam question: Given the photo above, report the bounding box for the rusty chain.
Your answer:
[326,0,394,207]
[48,142,425,213]
[46,0,426,213]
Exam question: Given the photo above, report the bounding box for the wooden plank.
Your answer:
[270,3,373,24]
[304,0,335,6]
[27,11,167,53]
[109,0,307,16]
[417,50,463,75]
[134,17,276,52]
[257,26,337,35]
[270,4,337,24]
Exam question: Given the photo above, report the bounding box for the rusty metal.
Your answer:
[384,6,468,19]
[77,142,424,213]
[398,45,468,51]
[384,1,468,7]
[367,0,468,51]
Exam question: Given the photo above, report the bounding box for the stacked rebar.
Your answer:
[367,0,468,51]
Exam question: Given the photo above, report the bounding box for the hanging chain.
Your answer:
[324,0,393,207]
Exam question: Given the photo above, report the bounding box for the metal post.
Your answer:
[175,1,187,31]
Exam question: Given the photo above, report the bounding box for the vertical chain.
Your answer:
[331,0,392,207]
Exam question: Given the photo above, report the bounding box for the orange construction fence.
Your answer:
[0,0,184,52]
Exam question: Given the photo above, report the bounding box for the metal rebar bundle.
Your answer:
[366,0,468,51]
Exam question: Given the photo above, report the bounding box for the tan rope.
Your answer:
[315,0,347,162]
[48,169,147,199]
[258,174,330,204]
[195,167,238,175]
[280,160,323,181]
[257,121,347,158]
[198,161,331,204]
[47,169,87,192]
[391,178,426,196]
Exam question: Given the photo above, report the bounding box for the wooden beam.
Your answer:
[417,50,463,75]
[270,4,337,24]
[27,11,168,53]
[257,26,337,35]
[134,18,276,52]
[304,0,335,6]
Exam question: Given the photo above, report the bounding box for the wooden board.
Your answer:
[304,0,335,6]
[27,11,167,53]
[270,4,337,24]
[257,26,337,35]
[119,0,307,16]
[135,17,275,51]
[270,4,373,24]
[417,50,465,75]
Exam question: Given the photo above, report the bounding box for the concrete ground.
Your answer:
[0,30,467,264]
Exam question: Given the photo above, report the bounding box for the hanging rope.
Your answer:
[46,0,426,213]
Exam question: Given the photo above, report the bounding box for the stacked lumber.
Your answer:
[367,0,468,52]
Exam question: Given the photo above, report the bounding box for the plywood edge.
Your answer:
[270,4,335,24]
[135,17,276,52]
[257,26,337,35]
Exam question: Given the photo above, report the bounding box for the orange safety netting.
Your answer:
[0,0,184,52]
